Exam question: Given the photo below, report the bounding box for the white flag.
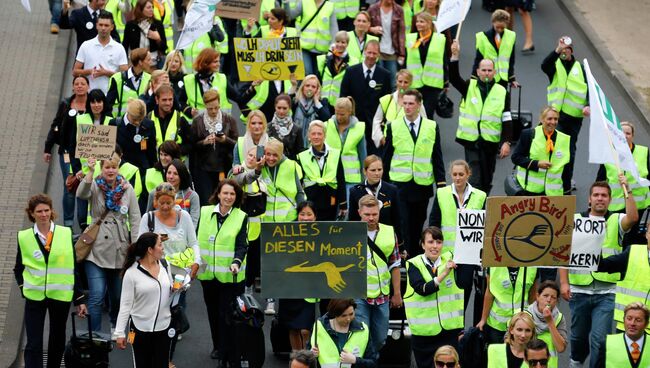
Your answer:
[434,0,470,33]
[585,59,650,186]
[21,0,31,12]
[176,0,220,50]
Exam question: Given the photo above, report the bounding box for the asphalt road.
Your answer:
[36,0,650,367]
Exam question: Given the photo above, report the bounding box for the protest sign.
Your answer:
[483,196,575,267]
[75,125,117,161]
[176,0,221,50]
[234,37,305,81]
[434,0,470,33]
[558,214,605,271]
[216,0,261,20]
[261,222,367,299]
[453,209,485,265]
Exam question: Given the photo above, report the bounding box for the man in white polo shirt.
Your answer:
[73,10,128,93]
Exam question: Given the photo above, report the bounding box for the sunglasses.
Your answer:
[435,361,456,368]
[156,183,175,192]
[528,359,548,367]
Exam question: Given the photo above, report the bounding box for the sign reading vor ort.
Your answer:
[234,37,305,81]
[261,221,367,299]
[483,196,575,267]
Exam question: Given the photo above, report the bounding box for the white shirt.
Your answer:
[127,68,143,92]
[371,92,428,148]
[87,5,99,19]
[404,115,421,136]
[33,222,54,245]
[362,63,376,80]
[76,36,128,93]
[624,333,645,354]
[379,8,394,55]
[451,182,474,209]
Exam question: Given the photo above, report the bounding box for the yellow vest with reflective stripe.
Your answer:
[515,126,571,196]
[325,119,365,184]
[405,32,446,89]
[537,313,563,368]
[486,267,537,331]
[547,59,587,118]
[346,32,378,65]
[475,29,515,83]
[402,0,423,32]
[145,168,164,193]
[614,244,650,334]
[457,80,506,143]
[183,73,233,116]
[76,114,112,175]
[18,226,75,302]
[242,179,263,241]
[105,0,127,41]
[487,344,527,368]
[388,118,437,186]
[197,206,248,283]
[316,55,346,106]
[605,333,650,368]
[569,213,622,285]
[404,253,464,336]
[436,185,487,253]
[367,225,395,298]
[183,23,229,70]
[379,94,404,129]
[150,110,183,148]
[605,144,650,211]
[331,0,359,19]
[298,0,334,53]
[262,159,301,222]
[110,71,151,117]
[153,0,174,51]
[311,319,369,368]
[241,80,293,121]
[297,147,340,189]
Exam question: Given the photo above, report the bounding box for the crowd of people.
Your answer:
[18,0,650,367]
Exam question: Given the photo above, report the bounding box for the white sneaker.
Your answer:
[264,301,276,315]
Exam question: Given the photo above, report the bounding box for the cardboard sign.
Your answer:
[483,196,575,267]
[234,37,305,81]
[261,222,367,299]
[453,209,485,265]
[216,0,262,20]
[559,215,605,271]
[75,125,117,161]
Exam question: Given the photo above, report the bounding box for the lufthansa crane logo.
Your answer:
[503,213,554,263]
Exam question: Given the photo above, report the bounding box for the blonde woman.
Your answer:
[292,75,332,147]
[487,311,537,368]
[434,345,461,368]
[162,50,186,97]
[233,110,270,165]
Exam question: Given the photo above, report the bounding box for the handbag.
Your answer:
[436,91,454,118]
[75,209,110,262]
[65,174,80,194]
[170,304,190,334]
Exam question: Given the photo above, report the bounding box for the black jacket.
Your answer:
[472,27,516,85]
[122,19,167,56]
[511,127,569,193]
[349,180,401,238]
[109,117,158,172]
[60,7,121,51]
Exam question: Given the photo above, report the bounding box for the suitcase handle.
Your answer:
[70,312,94,341]
[509,84,523,120]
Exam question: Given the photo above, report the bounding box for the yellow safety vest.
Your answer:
[183,73,233,116]
[613,244,650,334]
[436,185,486,253]
[346,32,378,65]
[457,79,506,143]
[144,167,164,193]
[605,333,650,368]
[487,344,527,368]
[405,32,446,89]
[149,110,183,148]
[310,319,370,368]
[605,144,650,211]
[486,267,537,331]
[297,147,340,189]
[475,29,516,83]
[298,0,334,53]
[537,313,563,368]
[547,59,588,118]
[261,159,301,222]
[242,80,293,121]
[366,225,395,298]
[110,71,151,117]
[388,117,437,186]
[105,0,128,41]
[316,55,347,106]
[152,0,174,51]
[331,0,359,19]
[325,118,365,184]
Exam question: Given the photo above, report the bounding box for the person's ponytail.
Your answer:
[122,232,159,276]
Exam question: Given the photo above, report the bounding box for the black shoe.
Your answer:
[522,45,535,54]
[210,349,220,359]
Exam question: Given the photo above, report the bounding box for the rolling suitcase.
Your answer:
[231,293,266,368]
[378,318,412,368]
[270,317,292,355]
[510,85,533,142]
[64,313,112,368]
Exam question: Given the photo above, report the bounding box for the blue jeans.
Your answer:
[379,59,398,91]
[302,50,319,77]
[85,261,123,332]
[48,0,61,25]
[568,292,614,368]
[354,299,389,356]
[58,154,88,228]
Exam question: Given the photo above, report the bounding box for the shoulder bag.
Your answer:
[75,209,110,262]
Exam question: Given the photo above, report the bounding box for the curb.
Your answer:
[557,0,650,126]
[0,28,74,368]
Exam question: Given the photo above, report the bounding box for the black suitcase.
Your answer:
[510,85,533,142]
[270,317,292,355]
[231,293,266,368]
[378,318,412,368]
[64,313,112,368]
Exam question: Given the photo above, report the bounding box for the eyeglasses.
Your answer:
[528,359,548,367]
[435,361,456,368]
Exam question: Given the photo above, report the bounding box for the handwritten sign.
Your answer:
[216,0,262,20]
[75,125,117,161]
[483,196,575,267]
[454,209,485,265]
[234,37,305,81]
[260,221,367,298]
[557,214,605,271]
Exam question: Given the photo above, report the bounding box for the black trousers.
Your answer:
[556,112,583,193]
[201,279,244,363]
[420,86,442,120]
[464,143,498,195]
[24,298,71,368]
[411,329,461,368]
[131,322,171,368]
[245,238,261,287]
[398,194,430,257]
[456,264,486,326]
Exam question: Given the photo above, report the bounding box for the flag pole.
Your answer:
[454,0,470,42]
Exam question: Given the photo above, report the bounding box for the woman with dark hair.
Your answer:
[268,94,303,160]
[144,140,182,193]
[114,232,175,367]
[246,7,297,38]
[196,179,248,364]
[146,159,200,227]
[122,0,167,66]
[309,299,377,368]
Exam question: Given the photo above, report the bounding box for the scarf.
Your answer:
[269,114,294,138]
[412,29,432,48]
[527,302,560,335]
[545,130,554,153]
[243,132,269,159]
[96,175,127,212]
[269,26,285,38]
[138,20,152,49]
[203,110,223,134]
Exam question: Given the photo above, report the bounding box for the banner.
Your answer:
[557,214,605,271]
[585,58,650,186]
[176,0,221,50]
[453,209,485,265]
[260,222,367,298]
[434,0,470,33]
[234,37,305,81]
[216,0,261,20]
[483,196,575,267]
[75,125,117,160]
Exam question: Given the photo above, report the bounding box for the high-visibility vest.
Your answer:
[149,110,183,148]
[605,333,650,368]
[456,79,506,143]
[569,213,622,285]
[515,126,571,196]
[547,59,588,118]
[436,185,486,253]
[145,167,164,193]
[486,267,537,331]
[388,117,437,186]
[196,205,248,283]
[183,17,229,70]
[297,147,340,189]
[152,0,174,51]
[402,0,423,32]
[18,226,75,302]
[330,0,359,19]
[76,114,112,175]
[537,313,563,368]
[346,32,378,65]
[241,80,293,121]
[404,253,464,336]
[325,119,365,183]
[613,244,650,334]
[105,0,127,41]
[261,159,301,222]
[405,32,446,89]
[183,73,233,116]
[310,319,370,368]
[605,144,650,211]
[316,55,346,106]
[475,29,516,83]
[378,94,405,128]
[298,0,334,53]
[259,25,298,38]
[110,71,151,117]
[366,225,395,298]
[240,179,263,241]
[487,344,527,368]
